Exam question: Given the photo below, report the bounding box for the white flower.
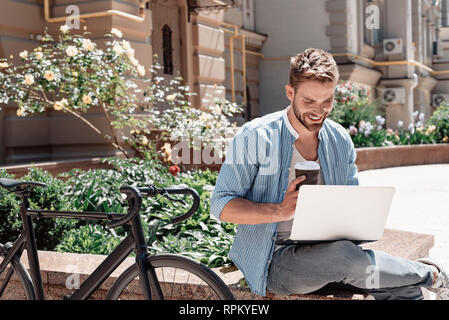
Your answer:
[24,74,34,85]
[418,112,425,122]
[82,95,92,104]
[19,50,28,59]
[66,46,78,57]
[412,110,419,121]
[53,98,68,111]
[120,40,135,58]
[129,56,139,66]
[349,125,357,136]
[44,70,55,81]
[60,24,70,33]
[199,113,209,123]
[35,52,43,60]
[166,94,176,101]
[0,62,8,68]
[110,28,123,38]
[408,123,415,134]
[16,108,25,117]
[121,40,131,50]
[375,115,385,126]
[203,185,215,192]
[126,47,135,59]
[137,64,145,76]
[229,106,237,113]
[397,120,403,128]
[81,39,95,51]
[113,44,124,55]
[213,106,221,114]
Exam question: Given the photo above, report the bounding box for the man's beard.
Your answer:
[292,101,328,132]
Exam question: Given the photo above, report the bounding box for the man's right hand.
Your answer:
[275,175,306,222]
[219,175,306,225]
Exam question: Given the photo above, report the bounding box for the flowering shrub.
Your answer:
[428,103,449,143]
[332,81,446,147]
[330,81,380,129]
[347,111,439,147]
[0,26,242,161]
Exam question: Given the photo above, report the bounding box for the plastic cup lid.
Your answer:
[294,161,320,170]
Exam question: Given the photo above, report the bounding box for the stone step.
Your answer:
[0,229,434,300]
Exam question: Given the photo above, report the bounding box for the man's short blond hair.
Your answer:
[289,48,339,91]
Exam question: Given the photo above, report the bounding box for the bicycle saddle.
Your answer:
[0,178,46,191]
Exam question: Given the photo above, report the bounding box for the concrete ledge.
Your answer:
[355,144,449,171]
[0,229,434,300]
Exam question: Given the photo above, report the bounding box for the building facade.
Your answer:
[253,0,449,131]
[1,0,448,164]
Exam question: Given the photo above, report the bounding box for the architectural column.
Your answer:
[190,11,226,110]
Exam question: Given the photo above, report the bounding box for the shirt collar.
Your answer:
[282,105,299,139]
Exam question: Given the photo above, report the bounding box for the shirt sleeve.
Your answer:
[210,126,260,221]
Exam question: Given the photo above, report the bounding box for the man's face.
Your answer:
[286,80,336,133]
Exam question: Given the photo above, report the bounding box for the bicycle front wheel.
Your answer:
[107,254,234,300]
[0,253,35,300]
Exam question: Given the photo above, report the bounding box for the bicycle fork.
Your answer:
[131,215,163,300]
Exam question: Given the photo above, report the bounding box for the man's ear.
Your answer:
[285,84,294,102]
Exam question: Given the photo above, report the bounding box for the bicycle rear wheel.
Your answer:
[0,250,35,300]
[107,254,234,300]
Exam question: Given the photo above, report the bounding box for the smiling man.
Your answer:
[210,48,449,300]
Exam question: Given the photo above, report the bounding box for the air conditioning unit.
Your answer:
[381,88,406,104]
[432,93,449,106]
[383,38,403,56]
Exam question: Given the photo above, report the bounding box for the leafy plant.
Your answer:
[428,103,449,143]
[329,81,381,129]
[0,168,76,250]
[55,224,122,255]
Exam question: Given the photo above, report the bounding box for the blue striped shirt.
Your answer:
[210,106,359,296]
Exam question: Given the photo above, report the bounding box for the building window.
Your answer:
[442,0,449,27]
[162,25,173,75]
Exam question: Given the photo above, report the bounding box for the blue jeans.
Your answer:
[266,240,435,300]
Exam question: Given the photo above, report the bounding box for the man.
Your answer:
[210,48,448,300]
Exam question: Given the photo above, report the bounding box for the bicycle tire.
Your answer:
[0,253,35,300]
[107,254,234,300]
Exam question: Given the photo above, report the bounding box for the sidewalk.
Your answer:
[358,164,449,268]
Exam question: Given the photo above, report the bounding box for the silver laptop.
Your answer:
[277,185,395,245]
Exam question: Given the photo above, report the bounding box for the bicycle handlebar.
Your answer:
[106,185,142,229]
[106,185,200,229]
[138,185,200,224]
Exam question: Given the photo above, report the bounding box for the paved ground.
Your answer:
[358,164,449,269]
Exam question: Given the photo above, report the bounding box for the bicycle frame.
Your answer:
[0,191,162,300]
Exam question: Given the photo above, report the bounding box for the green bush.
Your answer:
[0,168,76,250]
[0,170,22,245]
[329,81,382,128]
[1,158,236,268]
[54,158,236,268]
[428,103,449,143]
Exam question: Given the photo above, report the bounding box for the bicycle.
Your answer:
[0,178,234,300]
